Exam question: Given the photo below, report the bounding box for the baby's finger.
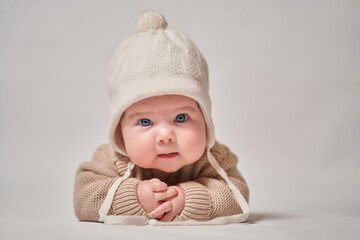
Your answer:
[151,181,168,192]
[149,178,161,183]
[149,201,173,219]
[160,210,175,222]
[149,211,165,220]
[155,188,177,201]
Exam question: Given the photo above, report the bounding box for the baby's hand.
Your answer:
[148,185,185,222]
[137,178,178,214]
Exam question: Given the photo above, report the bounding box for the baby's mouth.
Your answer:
[157,152,179,158]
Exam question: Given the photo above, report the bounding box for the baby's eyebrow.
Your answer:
[126,111,153,120]
[173,105,197,112]
[126,105,197,119]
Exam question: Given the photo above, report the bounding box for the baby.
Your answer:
[74,10,250,225]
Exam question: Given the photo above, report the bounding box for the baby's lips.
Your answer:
[157,152,179,158]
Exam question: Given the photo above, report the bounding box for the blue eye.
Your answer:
[139,118,153,127]
[174,114,188,123]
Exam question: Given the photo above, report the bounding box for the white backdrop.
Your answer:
[1,0,359,239]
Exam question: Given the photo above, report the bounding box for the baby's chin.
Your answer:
[156,157,203,173]
[155,166,181,173]
[153,162,191,173]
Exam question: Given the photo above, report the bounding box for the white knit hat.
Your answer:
[108,10,215,156]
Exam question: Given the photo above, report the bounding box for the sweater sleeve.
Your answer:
[73,145,147,222]
[176,142,249,221]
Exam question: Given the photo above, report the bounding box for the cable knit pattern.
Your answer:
[177,181,212,221]
[74,141,249,222]
[112,178,147,217]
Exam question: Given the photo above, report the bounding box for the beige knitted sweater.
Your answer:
[74,141,249,222]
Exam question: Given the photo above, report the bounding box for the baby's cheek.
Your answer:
[128,151,148,168]
[127,138,154,168]
[183,130,206,161]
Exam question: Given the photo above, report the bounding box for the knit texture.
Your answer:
[74,142,249,222]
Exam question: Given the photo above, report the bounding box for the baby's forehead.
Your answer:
[123,95,199,116]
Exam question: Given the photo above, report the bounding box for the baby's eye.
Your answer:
[139,118,153,127]
[174,114,188,123]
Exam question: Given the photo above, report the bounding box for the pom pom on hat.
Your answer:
[137,10,168,32]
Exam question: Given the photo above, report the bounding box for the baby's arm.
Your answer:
[74,144,146,222]
[175,142,249,221]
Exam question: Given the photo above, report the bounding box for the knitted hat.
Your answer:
[108,10,215,156]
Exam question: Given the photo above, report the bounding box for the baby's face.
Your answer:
[120,95,206,173]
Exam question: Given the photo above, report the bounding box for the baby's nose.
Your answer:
[156,127,175,144]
